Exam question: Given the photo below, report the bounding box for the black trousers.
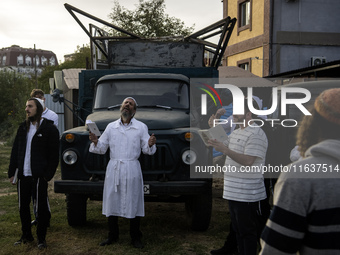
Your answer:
[18,176,50,242]
[228,200,262,255]
[223,180,272,253]
[107,216,142,240]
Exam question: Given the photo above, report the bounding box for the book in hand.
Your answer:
[86,120,101,136]
[12,168,18,184]
[198,124,229,146]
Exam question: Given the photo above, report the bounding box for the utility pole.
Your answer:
[34,44,38,88]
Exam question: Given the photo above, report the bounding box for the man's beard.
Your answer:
[121,109,133,121]
[28,115,39,123]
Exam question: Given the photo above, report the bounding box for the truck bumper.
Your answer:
[54,180,211,195]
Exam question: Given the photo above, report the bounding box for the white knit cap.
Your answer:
[34,97,45,109]
[124,97,138,107]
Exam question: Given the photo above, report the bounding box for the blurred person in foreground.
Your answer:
[260,88,340,254]
[89,97,156,249]
[8,98,59,249]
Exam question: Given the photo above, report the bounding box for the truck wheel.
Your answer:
[185,192,212,231]
[66,194,88,226]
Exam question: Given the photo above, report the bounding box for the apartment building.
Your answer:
[222,0,340,77]
[0,45,58,77]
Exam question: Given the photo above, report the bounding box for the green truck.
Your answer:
[54,4,236,231]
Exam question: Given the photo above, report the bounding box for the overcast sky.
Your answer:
[1,0,223,63]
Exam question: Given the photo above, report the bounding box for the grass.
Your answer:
[0,143,230,255]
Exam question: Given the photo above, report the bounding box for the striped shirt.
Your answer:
[223,123,268,202]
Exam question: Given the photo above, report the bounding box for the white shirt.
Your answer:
[23,120,42,176]
[223,124,268,202]
[89,118,156,218]
[42,108,58,126]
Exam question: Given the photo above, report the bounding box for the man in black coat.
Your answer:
[8,97,59,249]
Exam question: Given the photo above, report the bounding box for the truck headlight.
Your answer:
[63,150,77,165]
[182,150,197,165]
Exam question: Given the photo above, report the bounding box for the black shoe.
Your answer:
[14,235,34,246]
[99,237,118,246]
[131,238,144,249]
[211,245,238,255]
[38,240,47,249]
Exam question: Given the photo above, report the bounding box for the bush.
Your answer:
[0,70,35,144]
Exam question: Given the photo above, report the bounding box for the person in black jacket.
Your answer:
[8,97,59,249]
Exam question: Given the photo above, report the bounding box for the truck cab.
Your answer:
[55,70,216,230]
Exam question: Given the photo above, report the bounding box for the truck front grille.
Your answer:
[84,144,174,174]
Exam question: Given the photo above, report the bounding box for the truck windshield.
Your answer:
[94,79,189,110]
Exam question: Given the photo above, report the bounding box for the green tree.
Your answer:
[108,0,195,37]
[61,45,91,69]
[0,70,35,142]
[0,44,90,142]
[38,45,91,90]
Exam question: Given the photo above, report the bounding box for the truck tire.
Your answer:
[185,192,212,231]
[66,194,88,226]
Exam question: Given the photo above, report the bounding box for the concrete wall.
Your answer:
[272,0,340,74]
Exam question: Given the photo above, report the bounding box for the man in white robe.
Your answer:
[89,97,156,248]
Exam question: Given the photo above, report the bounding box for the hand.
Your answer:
[208,108,226,127]
[208,139,227,154]
[208,114,216,127]
[215,108,226,118]
[148,133,156,147]
[9,176,15,185]
[89,131,98,146]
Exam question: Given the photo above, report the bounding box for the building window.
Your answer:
[41,56,47,66]
[49,56,56,66]
[237,0,252,34]
[237,58,251,71]
[34,55,40,67]
[239,62,249,70]
[17,54,24,66]
[2,55,6,65]
[240,1,250,26]
[25,55,32,66]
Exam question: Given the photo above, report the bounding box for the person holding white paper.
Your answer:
[209,98,268,255]
[89,97,156,249]
[86,120,101,136]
